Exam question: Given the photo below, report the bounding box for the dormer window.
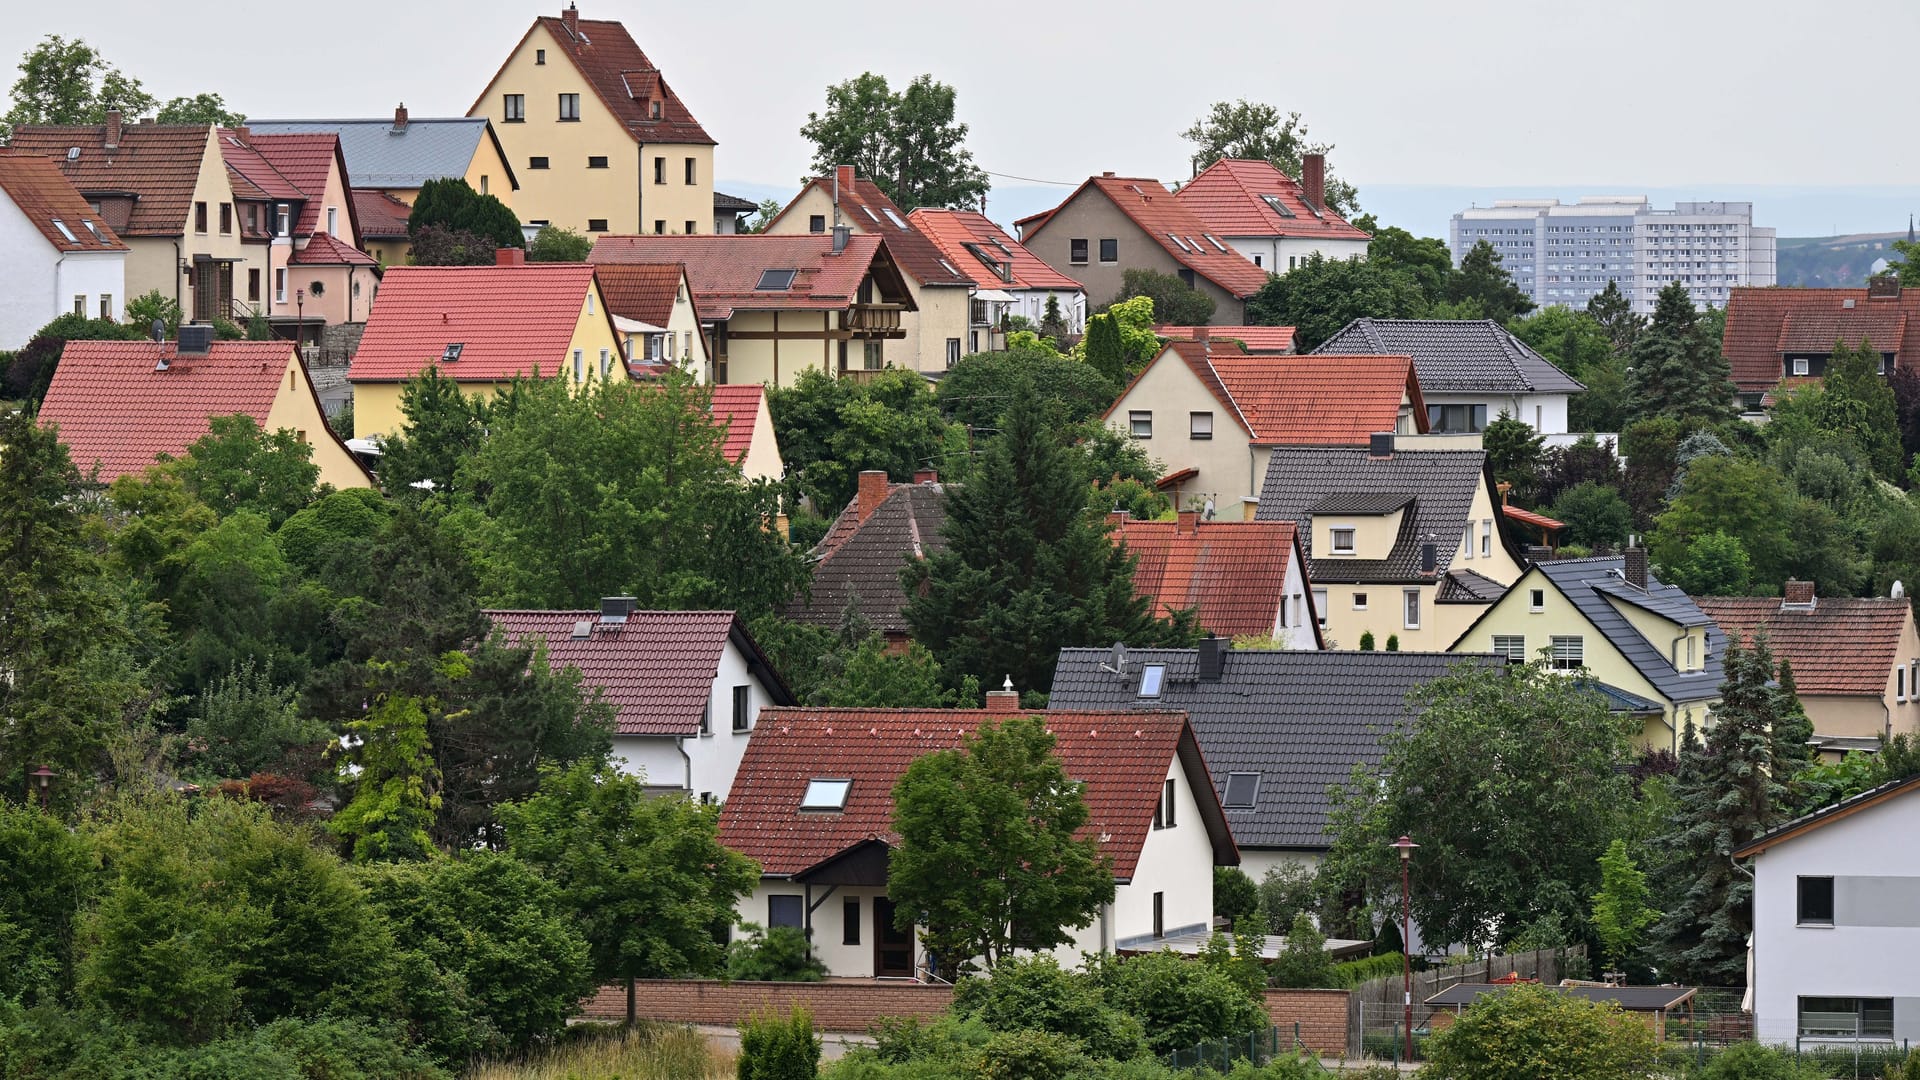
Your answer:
[801,779,852,811]
[1329,527,1356,555]
[1138,664,1165,698]
[651,99,663,119]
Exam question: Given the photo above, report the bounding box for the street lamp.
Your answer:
[295,288,305,354]
[28,765,53,811]
[1390,834,1419,1061]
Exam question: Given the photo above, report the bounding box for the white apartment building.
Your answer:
[1450,196,1776,315]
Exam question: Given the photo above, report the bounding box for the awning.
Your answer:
[612,314,667,334]
[974,289,1015,303]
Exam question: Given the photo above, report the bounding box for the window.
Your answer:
[1404,589,1421,630]
[757,269,797,290]
[808,214,826,234]
[587,155,608,168]
[573,350,583,381]
[653,156,666,184]
[1529,588,1546,612]
[528,156,549,170]
[1794,875,1836,925]
[653,220,665,235]
[843,898,861,945]
[503,93,525,121]
[1329,528,1356,555]
[1793,357,1810,376]
[768,895,803,929]
[587,218,608,232]
[1312,588,1328,627]
[947,339,961,368]
[1900,666,1907,701]
[1427,403,1489,433]
[862,341,883,369]
[1799,998,1893,1040]
[1069,238,1088,265]
[685,157,696,185]
[219,203,232,234]
[1481,519,1492,558]
[1128,411,1152,438]
[650,99,662,119]
[535,47,546,64]
[326,207,337,235]
[275,268,288,303]
[99,294,112,319]
[599,348,611,378]
[1493,635,1526,664]
[72,295,84,316]
[558,93,580,121]
[1160,780,1177,828]
[699,701,711,736]
[1189,411,1213,440]
[732,685,752,732]
[248,268,260,302]
[1353,592,1368,610]
[1138,664,1165,698]
[1099,238,1118,262]
[1253,254,1262,267]
[245,204,258,233]
[801,778,852,810]
[1222,772,1260,809]
[685,220,696,235]
[194,201,208,233]
[1550,635,1584,670]
[1153,891,1165,937]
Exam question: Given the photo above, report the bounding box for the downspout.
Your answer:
[636,143,646,234]
[174,240,183,316]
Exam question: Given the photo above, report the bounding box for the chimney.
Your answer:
[835,165,855,202]
[1782,580,1817,609]
[1368,431,1394,458]
[104,109,122,150]
[1102,171,1115,178]
[1193,326,1210,352]
[1623,546,1649,590]
[234,125,251,145]
[560,2,579,37]
[495,247,525,266]
[831,224,850,254]
[392,103,408,133]
[1300,153,1325,212]
[175,323,214,356]
[856,469,890,524]
[1106,509,1128,528]
[984,688,1020,713]
[1176,509,1199,536]
[913,468,938,484]
[1197,635,1228,682]
[1420,541,1438,576]
[1868,275,1901,299]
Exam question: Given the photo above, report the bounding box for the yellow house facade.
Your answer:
[470,7,714,238]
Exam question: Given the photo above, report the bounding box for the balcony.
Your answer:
[845,303,906,336]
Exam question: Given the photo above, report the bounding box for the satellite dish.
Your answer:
[150,318,165,343]
[1894,581,1906,599]
[1102,641,1130,675]
[1202,497,1216,521]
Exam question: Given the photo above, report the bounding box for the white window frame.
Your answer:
[1550,635,1584,670]
[1329,527,1357,555]
[1792,357,1810,376]
[1189,411,1213,440]
[1481,519,1492,558]
[1403,588,1422,630]
[1128,411,1152,439]
[599,348,612,378]
[275,268,287,303]
[573,349,584,381]
[1492,635,1526,664]
[1529,588,1546,612]
[1353,592,1368,611]
[1138,664,1165,698]
[1312,588,1328,628]
[326,207,338,235]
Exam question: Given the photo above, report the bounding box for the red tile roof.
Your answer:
[1172,159,1370,241]
[1158,325,1294,354]
[218,131,304,202]
[245,132,344,236]
[772,175,974,288]
[474,15,714,146]
[8,123,214,237]
[1111,340,1422,446]
[590,234,914,320]
[0,150,127,252]
[352,188,411,239]
[1723,287,1920,392]
[1024,176,1273,298]
[488,609,781,736]
[289,229,377,266]
[911,207,1084,292]
[1502,505,1565,532]
[43,340,306,481]
[710,384,764,466]
[1694,596,1913,697]
[718,708,1225,879]
[594,262,686,325]
[1113,517,1312,640]
[350,263,600,382]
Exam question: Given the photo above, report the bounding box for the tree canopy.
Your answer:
[2,34,155,137]
[1180,100,1358,215]
[1246,251,1425,351]
[799,72,988,210]
[407,178,522,253]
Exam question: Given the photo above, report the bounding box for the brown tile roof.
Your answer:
[1694,595,1912,696]
[0,150,127,252]
[218,131,304,202]
[241,132,344,236]
[710,384,764,466]
[1158,324,1294,354]
[590,234,914,320]
[594,262,685,325]
[9,123,215,237]
[1173,159,1370,242]
[352,188,411,239]
[350,263,601,383]
[289,230,377,266]
[718,708,1227,879]
[475,14,714,146]
[1113,517,1315,641]
[1723,286,1920,392]
[911,207,1083,292]
[790,482,948,632]
[771,175,974,288]
[1024,176,1273,298]
[1109,339,1423,446]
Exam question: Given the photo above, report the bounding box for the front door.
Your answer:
[873,896,913,977]
[192,262,234,322]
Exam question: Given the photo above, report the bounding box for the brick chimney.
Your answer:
[984,688,1020,713]
[1193,326,1210,353]
[560,2,579,37]
[1176,509,1199,536]
[856,470,890,524]
[104,110,122,151]
[1782,580,1817,608]
[495,247,525,266]
[913,468,938,484]
[836,165,855,201]
[1300,153,1325,212]
[1868,275,1901,300]
[1106,509,1128,528]
[1623,546,1649,590]
[235,125,251,145]
[392,103,408,133]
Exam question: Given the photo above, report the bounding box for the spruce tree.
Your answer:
[1625,282,1736,424]
[1585,280,1645,355]
[902,393,1197,694]
[1446,240,1533,323]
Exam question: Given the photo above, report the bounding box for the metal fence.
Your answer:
[1346,946,1579,1058]
[1164,1024,1330,1073]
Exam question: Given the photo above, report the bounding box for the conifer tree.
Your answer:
[1083,313,1126,388]
[1625,282,1736,424]
[1586,280,1646,355]
[1816,338,1904,480]
[1446,240,1533,324]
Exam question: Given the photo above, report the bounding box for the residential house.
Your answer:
[786,471,947,648]
[1108,510,1323,646]
[764,168,975,373]
[347,254,623,438]
[1016,173,1273,325]
[12,114,248,323]
[219,127,378,338]
[0,149,127,347]
[1050,641,1504,880]
[1172,156,1370,274]
[1450,551,1723,750]
[1722,280,1919,416]
[1696,583,1920,759]
[1157,325,1294,355]
[710,384,783,484]
[716,694,1236,977]
[39,329,372,490]
[1313,319,1585,436]
[469,4,715,237]
[713,191,757,234]
[1735,773,1920,1048]
[588,233,916,387]
[1257,438,1525,652]
[349,189,413,266]
[1107,332,1426,517]
[487,605,792,802]
[251,106,519,211]
[592,261,710,378]
[911,206,1088,347]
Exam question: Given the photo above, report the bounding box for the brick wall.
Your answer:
[1263,988,1351,1056]
[581,980,955,1033]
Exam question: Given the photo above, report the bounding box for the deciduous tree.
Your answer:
[1245,252,1425,351]
[1590,839,1658,971]
[525,226,591,263]
[2,34,156,137]
[1106,268,1215,327]
[1180,100,1357,215]
[154,93,243,126]
[800,73,987,210]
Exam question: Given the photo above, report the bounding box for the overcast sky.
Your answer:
[8,0,1915,234]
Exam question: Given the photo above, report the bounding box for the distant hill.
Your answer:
[1777,232,1908,287]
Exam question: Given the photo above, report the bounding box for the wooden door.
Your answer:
[873,896,913,977]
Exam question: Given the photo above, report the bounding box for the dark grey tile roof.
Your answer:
[1529,557,1724,702]
[1256,448,1491,584]
[715,191,758,213]
[1313,318,1585,395]
[1575,678,1664,714]
[788,485,948,632]
[249,118,495,191]
[1049,646,1504,852]
[1310,492,1413,515]
[1438,568,1506,603]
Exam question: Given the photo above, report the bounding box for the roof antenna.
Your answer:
[1002,675,1013,693]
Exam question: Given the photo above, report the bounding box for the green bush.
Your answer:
[1421,982,1658,1079]
[867,1014,994,1065]
[726,924,828,982]
[1257,862,1320,936]
[1215,867,1261,928]
[739,1005,821,1080]
[1091,951,1267,1057]
[952,955,1145,1062]
[1268,914,1333,989]
[0,1008,446,1080]
[1327,952,1403,989]
[968,1029,1095,1080]
[1693,1041,1821,1080]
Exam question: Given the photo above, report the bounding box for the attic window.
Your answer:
[650,99,663,119]
[801,779,852,811]
[442,343,464,363]
[51,219,77,243]
[1260,194,1296,218]
[937,258,961,278]
[882,208,908,230]
[569,619,592,640]
[81,220,103,243]
[1138,664,1165,698]
[1222,772,1260,809]
[1203,234,1229,253]
[757,269,797,291]
[860,205,880,223]
[1166,233,1192,253]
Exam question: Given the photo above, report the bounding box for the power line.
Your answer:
[981,168,1080,187]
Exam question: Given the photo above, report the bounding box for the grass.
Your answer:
[467,1022,736,1080]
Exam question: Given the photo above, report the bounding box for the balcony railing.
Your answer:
[845,303,905,334]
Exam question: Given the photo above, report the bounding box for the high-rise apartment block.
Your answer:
[1450,197,1776,315]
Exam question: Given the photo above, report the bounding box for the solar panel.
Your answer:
[757,269,797,290]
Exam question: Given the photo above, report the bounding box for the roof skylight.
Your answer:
[1166,233,1191,253]
[882,208,908,230]
[801,778,852,811]
[1223,772,1260,809]
[757,269,797,290]
[50,218,77,243]
[1260,194,1296,218]
[1138,664,1165,698]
